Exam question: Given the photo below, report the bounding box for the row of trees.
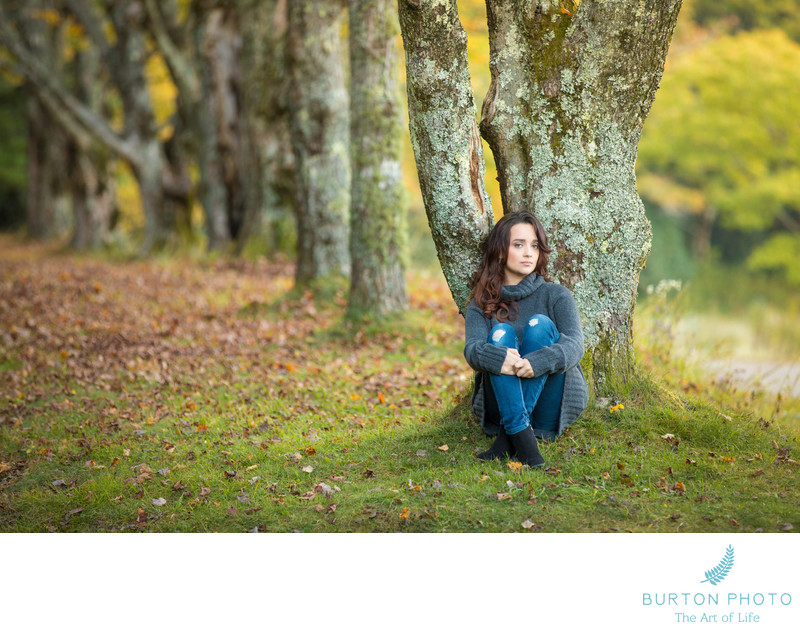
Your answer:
[2,0,689,393]
[3,0,796,391]
[0,0,407,318]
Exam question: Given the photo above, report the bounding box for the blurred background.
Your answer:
[1,0,798,388]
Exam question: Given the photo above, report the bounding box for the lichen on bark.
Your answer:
[287,0,350,286]
[347,0,408,319]
[398,0,494,312]
[400,0,683,393]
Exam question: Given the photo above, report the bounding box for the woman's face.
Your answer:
[503,222,539,285]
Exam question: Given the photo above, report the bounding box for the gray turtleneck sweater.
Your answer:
[464,273,589,440]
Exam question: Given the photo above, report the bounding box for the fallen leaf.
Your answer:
[314,482,335,497]
[246,464,258,471]
[496,493,512,500]
[415,450,427,457]
[302,466,314,473]
[157,468,170,476]
[227,505,238,516]
[507,461,523,471]
[399,507,409,520]
[152,497,167,506]
[200,487,211,496]
[437,444,449,451]
[304,446,316,456]
[780,523,793,531]
[0,462,12,473]
[661,433,675,440]
[672,481,686,495]
[729,518,740,527]
[521,520,535,529]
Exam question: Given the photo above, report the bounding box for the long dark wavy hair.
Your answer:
[469,211,552,322]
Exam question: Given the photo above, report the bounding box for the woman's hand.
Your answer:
[500,348,521,375]
[513,358,534,379]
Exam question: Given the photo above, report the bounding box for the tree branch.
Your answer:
[62,0,117,73]
[143,0,200,99]
[0,9,137,166]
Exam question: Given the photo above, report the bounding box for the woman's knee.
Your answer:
[522,314,559,347]
[487,322,517,346]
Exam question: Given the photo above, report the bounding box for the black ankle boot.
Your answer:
[476,427,514,461]
[508,426,545,467]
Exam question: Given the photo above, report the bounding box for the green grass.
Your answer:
[2,373,797,533]
[1,237,798,532]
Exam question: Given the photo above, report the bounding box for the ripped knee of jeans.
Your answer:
[488,322,516,346]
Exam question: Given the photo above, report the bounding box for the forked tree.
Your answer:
[398,0,683,393]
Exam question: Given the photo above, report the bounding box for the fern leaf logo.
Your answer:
[700,545,735,585]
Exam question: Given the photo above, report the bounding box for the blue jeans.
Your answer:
[485,315,565,436]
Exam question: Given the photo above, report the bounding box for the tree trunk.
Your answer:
[68,42,116,250]
[346,0,408,319]
[479,0,682,392]
[68,145,116,250]
[1,0,184,254]
[237,0,295,256]
[287,0,351,284]
[201,6,246,242]
[26,95,64,240]
[397,0,495,312]
[691,206,716,260]
[399,0,682,394]
[20,3,70,241]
